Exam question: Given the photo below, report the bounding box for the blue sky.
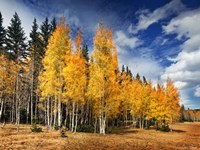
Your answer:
[1,0,200,109]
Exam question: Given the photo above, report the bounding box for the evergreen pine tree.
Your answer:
[136,73,140,81]
[40,17,51,57]
[6,12,27,61]
[82,44,89,62]
[0,12,6,54]
[121,65,125,74]
[143,76,147,85]
[29,18,43,124]
[50,17,57,33]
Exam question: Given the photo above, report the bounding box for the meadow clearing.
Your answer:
[0,122,199,150]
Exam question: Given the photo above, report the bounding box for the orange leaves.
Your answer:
[63,33,87,104]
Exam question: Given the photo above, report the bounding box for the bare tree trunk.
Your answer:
[30,67,34,125]
[35,95,38,119]
[11,94,15,123]
[74,103,78,132]
[0,99,4,120]
[71,102,75,132]
[50,97,53,128]
[99,111,106,135]
[64,106,68,127]
[16,74,20,132]
[44,101,47,125]
[69,110,72,130]
[47,96,50,126]
[94,117,97,133]
[58,95,61,127]
[53,98,57,128]
[26,96,30,124]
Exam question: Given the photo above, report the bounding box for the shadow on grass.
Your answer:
[172,129,186,133]
[107,127,139,135]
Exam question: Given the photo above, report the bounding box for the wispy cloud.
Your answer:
[194,86,200,97]
[128,0,185,34]
[161,8,200,92]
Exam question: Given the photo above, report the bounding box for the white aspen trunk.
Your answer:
[11,94,15,123]
[74,103,78,133]
[58,64,62,128]
[0,99,4,120]
[30,62,34,125]
[44,101,47,125]
[94,117,97,133]
[16,73,20,132]
[58,95,61,127]
[53,98,57,128]
[50,97,53,128]
[47,96,50,126]
[71,102,75,132]
[99,114,102,134]
[69,111,72,130]
[16,104,20,132]
[26,96,30,124]
[99,110,106,135]
[102,116,106,135]
[65,106,68,127]
[35,95,38,119]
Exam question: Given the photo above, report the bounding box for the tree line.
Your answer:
[0,12,180,134]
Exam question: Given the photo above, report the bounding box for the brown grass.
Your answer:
[0,122,200,150]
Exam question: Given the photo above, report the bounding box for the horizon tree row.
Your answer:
[0,12,180,134]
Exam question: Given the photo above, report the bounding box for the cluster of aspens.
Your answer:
[0,12,180,134]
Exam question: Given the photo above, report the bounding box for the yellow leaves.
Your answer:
[39,19,72,99]
[88,23,120,119]
[62,32,87,105]
[0,54,17,94]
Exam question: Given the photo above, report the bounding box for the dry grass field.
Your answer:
[0,122,200,150]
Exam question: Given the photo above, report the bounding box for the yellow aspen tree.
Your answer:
[150,83,169,129]
[63,31,87,132]
[143,81,153,128]
[87,23,120,134]
[39,18,72,128]
[166,78,180,132]
[120,69,132,126]
[129,78,141,127]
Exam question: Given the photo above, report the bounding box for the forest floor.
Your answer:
[0,122,200,150]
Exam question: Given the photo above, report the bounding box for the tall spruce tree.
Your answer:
[0,12,6,54]
[82,44,89,62]
[6,12,27,61]
[6,12,27,131]
[29,18,42,124]
[50,17,57,33]
[40,17,51,57]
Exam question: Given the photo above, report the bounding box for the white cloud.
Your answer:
[195,86,200,97]
[129,0,185,34]
[114,30,163,83]
[114,30,142,55]
[0,0,43,38]
[114,30,141,49]
[161,8,200,95]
